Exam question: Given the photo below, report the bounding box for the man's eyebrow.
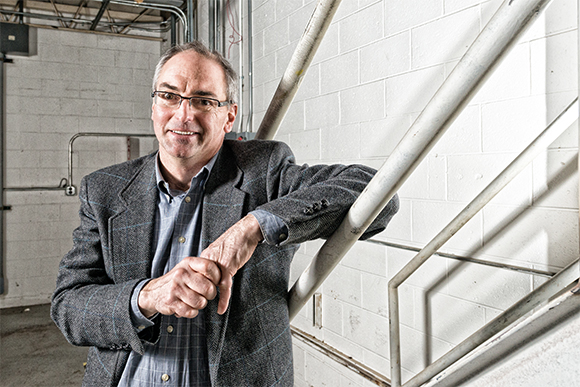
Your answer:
[157,82,179,92]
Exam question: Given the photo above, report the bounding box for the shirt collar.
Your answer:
[155,151,218,196]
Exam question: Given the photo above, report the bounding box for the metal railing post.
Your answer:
[288,0,554,327]
[255,0,342,140]
[389,98,578,387]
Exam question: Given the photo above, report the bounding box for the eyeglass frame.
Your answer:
[151,90,233,110]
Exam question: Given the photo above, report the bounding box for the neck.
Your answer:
[158,153,205,191]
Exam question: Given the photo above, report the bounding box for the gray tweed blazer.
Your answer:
[51,139,399,387]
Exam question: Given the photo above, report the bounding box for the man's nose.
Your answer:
[174,99,196,121]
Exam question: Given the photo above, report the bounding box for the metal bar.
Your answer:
[366,239,557,278]
[245,0,253,133]
[0,55,8,294]
[186,0,194,42]
[291,325,391,387]
[288,0,553,324]
[66,132,156,196]
[90,0,110,30]
[423,280,580,386]
[403,258,579,387]
[255,0,342,140]
[389,95,577,386]
[209,0,215,51]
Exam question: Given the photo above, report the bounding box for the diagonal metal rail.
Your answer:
[389,97,578,387]
[287,0,555,327]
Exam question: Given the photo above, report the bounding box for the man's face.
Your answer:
[152,50,237,168]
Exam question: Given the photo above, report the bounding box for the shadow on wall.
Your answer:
[419,151,578,375]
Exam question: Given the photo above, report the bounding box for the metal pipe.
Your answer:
[104,0,187,37]
[288,0,553,325]
[365,239,557,278]
[209,0,215,51]
[255,0,342,140]
[388,96,577,386]
[66,132,156,196]
[186,0,194,42]
[403,258,579,387]
[245,0,253,133]
[423,277,580,386]
[0,55,7,294]
[291,325,390,386]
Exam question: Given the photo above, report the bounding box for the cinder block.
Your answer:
[481,95,546,152]
[264,18,290,54]
[473,43,531,104]
[321,124,360,160]
[532,149,578,210]
[320,51,358,94]
[412,7,480,69]
[385,0,443,36]
[531,31,578,96]
[342,304,389,358]
[289,129,320,161]
[339,3,383,54]
[412,200,483,252]
[323,264,362,306]
[278,101,305,135]
[305,93,339,130]
[340,81,385,125]
[386,65,444,116]
[482,204,579,268]
[360,31,410,83]
[447,153,533,206]
[360,115,411,158]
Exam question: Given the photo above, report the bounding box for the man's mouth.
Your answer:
[169,129,198,136]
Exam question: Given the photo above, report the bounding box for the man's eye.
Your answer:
[161,93,178,101]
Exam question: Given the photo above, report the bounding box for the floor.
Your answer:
[0,303,87,386]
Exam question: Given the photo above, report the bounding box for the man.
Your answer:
[51,41,399,386]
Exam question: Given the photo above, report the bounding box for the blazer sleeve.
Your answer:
[50,176,149,355]
[255,141,399,245]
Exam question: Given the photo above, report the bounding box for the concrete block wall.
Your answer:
[243,0,579,385]
[0,27,161,308]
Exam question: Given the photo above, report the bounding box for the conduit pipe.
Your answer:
[255,0,342,140]
[66,132,156,196]
[389,97,578,387]
[287,0,554,324]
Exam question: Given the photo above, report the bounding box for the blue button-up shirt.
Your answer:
[118,153,287,386]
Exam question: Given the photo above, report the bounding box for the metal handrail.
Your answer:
[389,97,578,386]
[255,0,343,140]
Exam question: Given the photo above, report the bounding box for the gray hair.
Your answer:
[152,41,239,104]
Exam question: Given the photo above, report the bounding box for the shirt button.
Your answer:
[279,233,287,242]
[167,325,174,334]
[178,236,186,243]
[161,373,170,382]
[137,325,145,331]
[185,196,191,203]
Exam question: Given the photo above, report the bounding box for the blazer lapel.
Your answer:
[202,145,247,383]
[109,156,158,282]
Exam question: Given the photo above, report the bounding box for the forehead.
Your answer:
[157,51,227,97]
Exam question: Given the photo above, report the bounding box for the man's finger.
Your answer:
[185,257,221,286]
[217,276,233,315]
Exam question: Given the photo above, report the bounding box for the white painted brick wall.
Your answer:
[247,0,579,385]
[0,28,161,308]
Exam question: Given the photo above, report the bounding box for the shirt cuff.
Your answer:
[250,209,289,245]
[130,279,157,332]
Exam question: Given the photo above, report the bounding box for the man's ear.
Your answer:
[224,104,238,133]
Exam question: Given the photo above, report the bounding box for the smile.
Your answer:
[169,129,199,136]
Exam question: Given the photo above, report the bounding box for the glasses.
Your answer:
[152,91,232,112]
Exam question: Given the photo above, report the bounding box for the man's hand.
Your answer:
[138,256,221,318]
[200,214,263,315]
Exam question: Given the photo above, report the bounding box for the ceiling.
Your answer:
[0,0,189,38]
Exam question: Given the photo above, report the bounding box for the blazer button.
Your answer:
[321,199,329,208]
[304,207,314,215]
